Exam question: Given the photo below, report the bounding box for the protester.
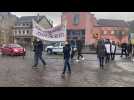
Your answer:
[70,41,76,60]
[32,38,46,68]
[120,43,128,58]
[104,39,111,64]
[76,37,84,62]
[96,39,106,69]
[111,41,116,60]
[62,41,71,76]
[127,42,132,57]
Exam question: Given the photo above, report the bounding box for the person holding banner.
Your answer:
[32,38,46,68]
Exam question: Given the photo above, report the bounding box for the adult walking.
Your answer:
[70,41,76,60]
[32,38,46,68]
[127,42,132,57]
[62,42,71,76]
[76,38,84,62]
[120,43,128,58]
[104,39,111,64]
[111,41,116,60]
[96,39,106,69]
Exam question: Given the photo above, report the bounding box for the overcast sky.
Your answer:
[11,12,134,26]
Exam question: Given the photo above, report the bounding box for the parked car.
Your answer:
[1,44,26,56]
[45,42,65,54]
[45,42,77,55]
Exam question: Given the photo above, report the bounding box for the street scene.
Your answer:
[0,12,134,87]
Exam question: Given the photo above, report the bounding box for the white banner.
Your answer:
[32,20,66,41]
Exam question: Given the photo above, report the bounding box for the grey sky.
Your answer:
[11,12,134,26]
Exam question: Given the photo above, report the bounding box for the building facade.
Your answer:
[61,12,129,45]
[13,15,53,47]
[0,12,17,45]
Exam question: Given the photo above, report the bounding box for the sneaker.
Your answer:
[32,65,37,67]
[76,59,80,62]
[132,59,134,62]
[32,65,38,69]
[81,57,85,60]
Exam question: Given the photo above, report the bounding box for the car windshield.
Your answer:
[53,43,59,46]
[9,44,22,48]
[61,43,64,46]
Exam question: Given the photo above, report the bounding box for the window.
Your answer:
[17,30,19,35]
[111,31,114,34]
[18,24,21,26]
[61,43,64,46]
[122,31,125,35]
[73,14,80,25]
[103,31,107,34]
[27,30,29,34]
[73,37,77,39]
[23,30,25,34]
[19,30,21,34]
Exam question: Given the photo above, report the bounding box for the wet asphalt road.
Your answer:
[0,50,134,87]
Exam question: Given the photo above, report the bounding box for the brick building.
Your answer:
[61,12,129,45]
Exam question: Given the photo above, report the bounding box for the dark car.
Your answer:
[1,44,26,56]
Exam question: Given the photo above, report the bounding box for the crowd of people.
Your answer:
[32,37,133,77]
[97,39,133,69]
[32,37,84,77]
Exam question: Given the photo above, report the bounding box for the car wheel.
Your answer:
[47,49,52,55]
[54,52,57,55]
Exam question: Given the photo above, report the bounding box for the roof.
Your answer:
[16,16,53,27]
[0,12,11,16]
[96,19,129,27]
[0,12,18,18]
[17,16,44,22]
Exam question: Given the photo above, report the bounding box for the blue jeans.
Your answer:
[63,58,71,74]
[34,53,46,66]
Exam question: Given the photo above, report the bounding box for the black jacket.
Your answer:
[63,44,71,59]
[97,41,106,57]
[121,43,127,51]
[33,40,44,54]
[76,40,83,51]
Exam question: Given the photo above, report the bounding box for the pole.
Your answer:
[62,16,67,42]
